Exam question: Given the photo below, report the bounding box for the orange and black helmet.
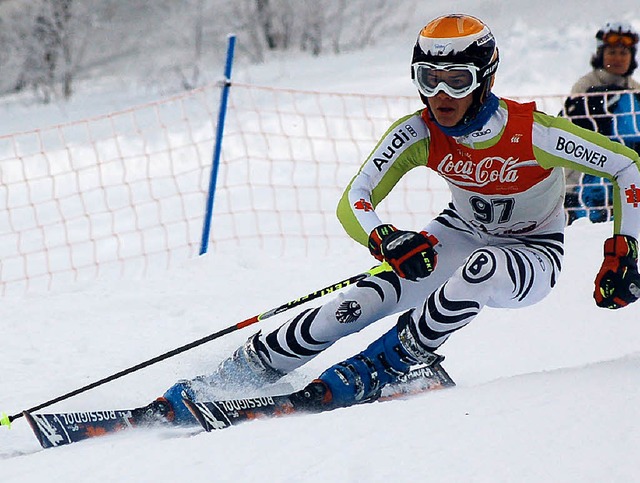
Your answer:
[411,14,500,132]
[411,15,498,103]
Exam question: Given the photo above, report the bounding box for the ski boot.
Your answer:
[163,332,285,424]
[310,311,442,409]
[130,397,176,425]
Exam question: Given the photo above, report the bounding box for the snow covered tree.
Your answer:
[0,0,417,100]
[9,0,93,102]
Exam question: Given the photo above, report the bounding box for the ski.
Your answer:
[378,361,455,401]
[184,362,455,432]
[24,363,454,447]
[23,398,175,449]
[25,409,137,448]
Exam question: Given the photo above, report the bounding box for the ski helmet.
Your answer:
[411,15,499,110]
[591,21,638,76]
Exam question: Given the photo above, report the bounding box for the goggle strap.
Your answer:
[478,56,499,80]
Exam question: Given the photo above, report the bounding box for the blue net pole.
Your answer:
[200,34,236,255]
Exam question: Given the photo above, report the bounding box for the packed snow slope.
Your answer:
[1,1,639,482]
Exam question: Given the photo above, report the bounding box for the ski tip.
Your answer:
[22,411,48,449]
[22,411,39,436]
[0,411,11,429]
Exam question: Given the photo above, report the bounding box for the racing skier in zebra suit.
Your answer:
[154,14,640,422]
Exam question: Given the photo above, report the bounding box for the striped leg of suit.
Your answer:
[406,233,564,351]
[253,268,434,374]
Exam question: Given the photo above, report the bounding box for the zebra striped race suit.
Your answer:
[252,98,640,373]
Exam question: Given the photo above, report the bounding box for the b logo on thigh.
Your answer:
[462,249,497,284]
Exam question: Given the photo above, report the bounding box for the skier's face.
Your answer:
[427,91,474,127]
[603,46,633,76]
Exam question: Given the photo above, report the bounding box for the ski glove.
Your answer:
[594,234,640,309]
[368,224,438,281]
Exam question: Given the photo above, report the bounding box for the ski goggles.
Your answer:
[601,32,638,48]
[412,62,481,99]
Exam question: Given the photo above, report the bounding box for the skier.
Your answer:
[144,14,640,423]
[563,22,640,224]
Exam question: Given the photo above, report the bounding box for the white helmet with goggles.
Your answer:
[591,21,639,76]
[596,22,639,49]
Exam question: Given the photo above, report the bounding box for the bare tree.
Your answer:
[256,0,277,49]
[0,0,418,100]
[350,0,401,49]
[300,1,324,56]
[145,0,210,90]
[325,0,348,54]
[227,0,412,59]
[9,0,93,102]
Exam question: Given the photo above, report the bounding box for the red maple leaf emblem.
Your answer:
[354,198,373,211]
[625,184,640,208]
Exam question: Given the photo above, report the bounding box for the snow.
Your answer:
[1,3,640,482]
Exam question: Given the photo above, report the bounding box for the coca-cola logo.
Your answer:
[437,154,536,187]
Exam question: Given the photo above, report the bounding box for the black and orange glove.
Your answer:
[594,235,640,309]
[368,224,438,281]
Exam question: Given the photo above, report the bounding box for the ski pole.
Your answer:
[1,262,391,427]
